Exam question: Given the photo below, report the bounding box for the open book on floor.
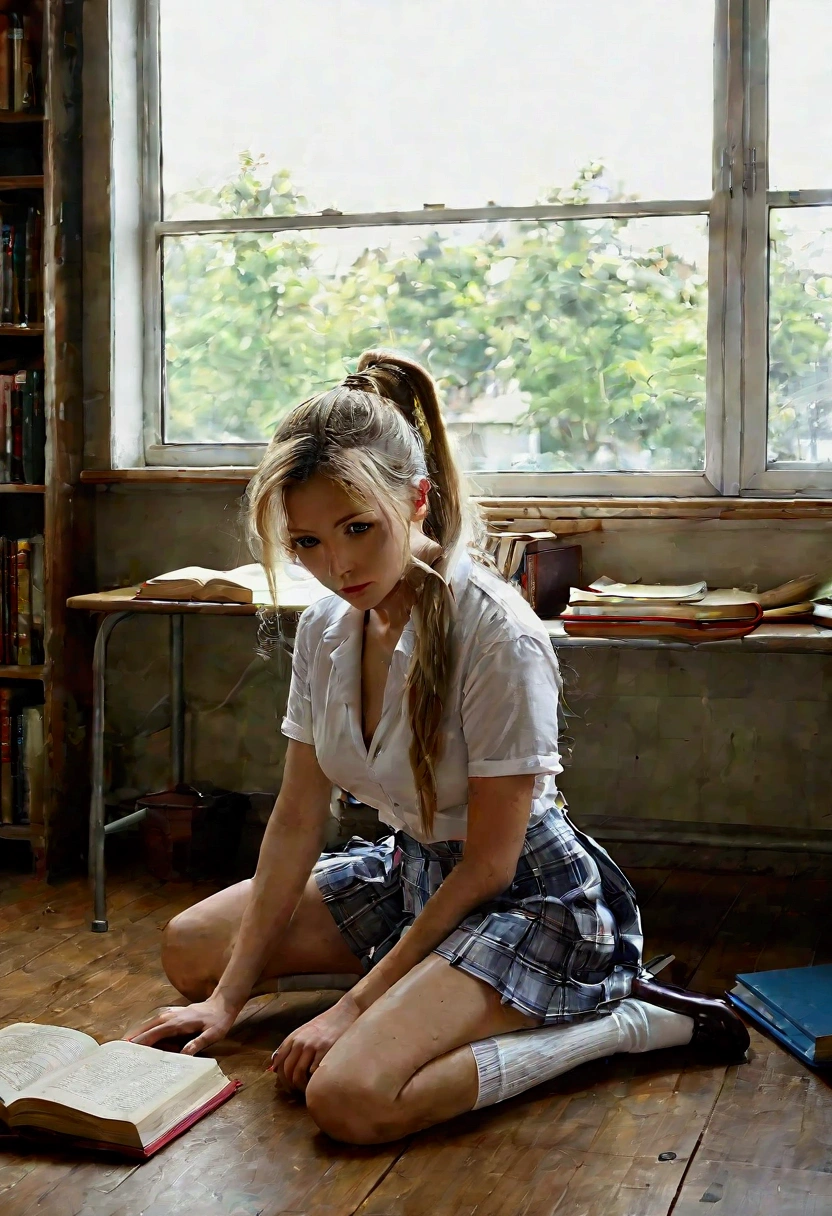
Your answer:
[0,1023,240,1157]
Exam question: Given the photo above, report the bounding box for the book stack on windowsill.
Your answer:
[561,577,764,643]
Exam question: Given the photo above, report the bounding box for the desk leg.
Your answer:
[89,611,132,933]
[170,615,185,785]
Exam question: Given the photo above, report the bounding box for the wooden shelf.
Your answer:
[0,483,45,493]
[0,176,43,190]
[0,324,43,336]
[0,112,44,124]
[0,823,33,840]
[81,467,254,485]
[0,665,45,680]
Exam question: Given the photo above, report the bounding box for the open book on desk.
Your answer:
[0,1023,240,1157]
[134,562,330,609]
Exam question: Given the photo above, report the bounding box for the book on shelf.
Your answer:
[0,691,41,825]
[728,963,832,1068]
[0,15,38,113]
[135,562,330,608]
[0,205,42,327]
[0,1023,241,1157]
[0,369,45,484]
[0,534,43,663]
[485,529,583,617]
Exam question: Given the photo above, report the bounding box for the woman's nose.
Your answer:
[326,546,351,581]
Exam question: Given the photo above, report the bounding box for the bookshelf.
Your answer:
[0,0,89,875]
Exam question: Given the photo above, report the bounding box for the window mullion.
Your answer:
[707,0,746,494]
[141,0,163,455]
[739,0,770,490]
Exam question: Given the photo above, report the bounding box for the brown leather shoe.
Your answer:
[631,975,751,1062]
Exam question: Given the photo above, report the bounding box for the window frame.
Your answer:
[739,0,832,494]
[133,0,828,498]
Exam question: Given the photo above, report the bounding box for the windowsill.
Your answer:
[79,468,832,517]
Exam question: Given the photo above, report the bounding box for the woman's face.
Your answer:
[284,473,410,609]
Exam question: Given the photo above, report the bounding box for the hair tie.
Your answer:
[412,394,432,450]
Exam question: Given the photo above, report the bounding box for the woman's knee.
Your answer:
[305,1060,401,1145]
[161,906,224,1001]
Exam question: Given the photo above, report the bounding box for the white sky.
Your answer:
[159,1,832,218]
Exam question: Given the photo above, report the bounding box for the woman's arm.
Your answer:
[211,740,334,1009]
[130,740,333,1052]
[346,773,535,1012]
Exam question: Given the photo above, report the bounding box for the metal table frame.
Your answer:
[88,612,186,931]
[69,589,265,933]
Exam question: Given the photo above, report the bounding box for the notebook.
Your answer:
[728,963,832,1067]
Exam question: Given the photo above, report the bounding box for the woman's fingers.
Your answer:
[288,1044,317,1091]
[122,1007,186,1042]
[128,1011,200,1047]
[181,1025,223,1056]
[310,1045,328,1074]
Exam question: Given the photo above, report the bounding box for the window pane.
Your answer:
[160,1,715,219]
[769,208,832,465]
[163,212,708,472]
[769,1,832,190]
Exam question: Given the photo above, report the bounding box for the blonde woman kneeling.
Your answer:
[131,351,748,1144]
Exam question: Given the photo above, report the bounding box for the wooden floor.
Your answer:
[1,859,832,1216]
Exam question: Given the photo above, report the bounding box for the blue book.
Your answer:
[728,963,832,1067]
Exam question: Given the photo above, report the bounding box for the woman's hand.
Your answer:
[126,994,241,1055]
[271,995,361,1092]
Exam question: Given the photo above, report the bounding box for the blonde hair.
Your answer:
[246,349,482,837]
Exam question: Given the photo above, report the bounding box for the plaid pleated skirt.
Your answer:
[313,801,643,1024]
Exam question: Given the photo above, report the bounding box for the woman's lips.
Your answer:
[342,582,371,595]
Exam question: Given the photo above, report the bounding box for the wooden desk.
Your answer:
[68,588,310,932]
[69,588,832,932]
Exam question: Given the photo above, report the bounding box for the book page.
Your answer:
[0,1024,98,1107]
[144,566,215,586]
[18,1040,219,1123]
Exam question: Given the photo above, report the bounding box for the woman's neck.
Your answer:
[371,578,418,633]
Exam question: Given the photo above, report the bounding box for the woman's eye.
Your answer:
[293,536,319,550]
[347,522,372,536]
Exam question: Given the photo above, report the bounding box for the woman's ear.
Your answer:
[412,478,430,522]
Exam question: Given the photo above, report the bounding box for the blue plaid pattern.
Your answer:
[314,801,643,1024]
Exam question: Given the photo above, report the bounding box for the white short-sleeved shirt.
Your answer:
[281,552,563,843]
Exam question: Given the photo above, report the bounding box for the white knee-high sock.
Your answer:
[470,998,694,1110]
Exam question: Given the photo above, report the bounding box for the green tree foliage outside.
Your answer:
[163,155,832,470]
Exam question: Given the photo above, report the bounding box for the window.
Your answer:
[741,0,832,491]
[131,1,832,495]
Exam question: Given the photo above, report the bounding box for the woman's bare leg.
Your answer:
[304,954,540,1144]
[161,876,363,1001]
